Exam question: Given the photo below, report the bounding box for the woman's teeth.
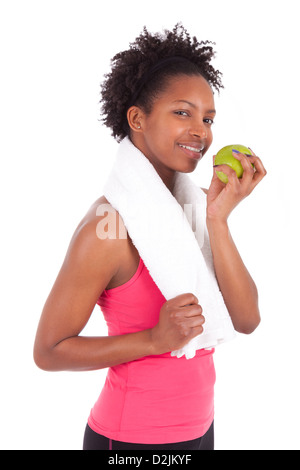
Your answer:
[179,144,204,153]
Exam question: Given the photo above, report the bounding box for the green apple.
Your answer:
[214,144,251,184]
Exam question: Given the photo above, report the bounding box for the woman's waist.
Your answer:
[108,349,215,394]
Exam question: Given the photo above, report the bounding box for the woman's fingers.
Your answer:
[214,163,241,189]
[236,150,267,187]
[247,155,267,186]
[231,150,256,181]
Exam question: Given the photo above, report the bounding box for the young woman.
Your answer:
[34,25,267,450]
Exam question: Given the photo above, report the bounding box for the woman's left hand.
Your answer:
[206,149,267,222]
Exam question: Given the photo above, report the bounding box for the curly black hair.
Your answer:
[100,24,223,142]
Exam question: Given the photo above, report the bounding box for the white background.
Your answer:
[1,0,299,450]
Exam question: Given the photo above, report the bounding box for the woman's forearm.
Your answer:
[207,217,260,334]
[34,329,155,372]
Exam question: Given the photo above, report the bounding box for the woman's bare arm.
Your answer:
[206,149,267,334]
[33,202,155,371]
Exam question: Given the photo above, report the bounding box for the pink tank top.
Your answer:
[88,258,215,444]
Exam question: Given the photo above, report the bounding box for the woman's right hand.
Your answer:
[150,293,205,355]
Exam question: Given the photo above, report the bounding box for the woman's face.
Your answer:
[130,74,216,187]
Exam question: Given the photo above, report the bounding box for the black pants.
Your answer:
[83,421,214,450]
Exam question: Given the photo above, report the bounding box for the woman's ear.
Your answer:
[127,106,144,132]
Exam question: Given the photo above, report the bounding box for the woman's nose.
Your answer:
[189,122,207,139]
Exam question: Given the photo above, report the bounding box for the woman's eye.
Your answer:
[175,110,189,117]
[204,118,214,125]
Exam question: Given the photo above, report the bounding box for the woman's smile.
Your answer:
[178,142,206,160]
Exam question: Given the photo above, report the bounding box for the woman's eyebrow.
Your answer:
[172,100,216,114]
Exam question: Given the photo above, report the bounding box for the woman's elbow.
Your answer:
[34,349,49,371]
[33,341,57,372]
[236,320,260,335]
[234,309,261,335]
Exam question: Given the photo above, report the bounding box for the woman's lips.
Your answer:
[178,143,204,160]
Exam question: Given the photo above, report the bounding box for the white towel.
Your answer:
[103,137,235,359]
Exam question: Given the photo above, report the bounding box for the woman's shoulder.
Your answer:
[68,196,129,266]
[67,196,139,290]
[75,195,126,236]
